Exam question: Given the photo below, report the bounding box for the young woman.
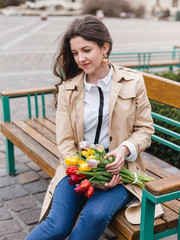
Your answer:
[26,15,162,240]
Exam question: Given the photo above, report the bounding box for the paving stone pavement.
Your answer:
[0,14,180,239]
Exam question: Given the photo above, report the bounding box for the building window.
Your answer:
[172,0,178,7]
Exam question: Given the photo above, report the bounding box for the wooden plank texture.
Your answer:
[161,205,179,229]
[1,86,56,97]
[145,174,180,196]
[1,122,58,177]
[143,72,180,108]
[26,119,56,143]
[14,120,58,157]
[35,117,56,133]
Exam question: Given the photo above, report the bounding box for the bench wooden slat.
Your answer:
[0,86,56,97]
[144,159,172,178]
[145,174,180,196]
[163,199,180,214]
[26,119,56,144]
[46,116,55,124]
[143,72,180,108]
[161,205,179,230]
[110,210,139,240]
[14,120,58,158]
[108,224,129,240]
[1,122,58,177]
[35,117,56,133]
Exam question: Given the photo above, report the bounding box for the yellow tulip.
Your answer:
[87,155,97,160]
[81,150,88,157]
[87,149,95,155]
[79,163,92,171]
[78,160,87,164]
[65,156,79,166]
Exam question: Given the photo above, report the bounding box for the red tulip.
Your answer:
[68,175,81,185]
[85,186,94,198]
[66,166,79,176]
[74,185,87,194]
[79,179,90,190]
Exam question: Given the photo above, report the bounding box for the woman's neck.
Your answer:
[86,65,110,85]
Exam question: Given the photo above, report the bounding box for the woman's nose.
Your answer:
[78,55,86,62]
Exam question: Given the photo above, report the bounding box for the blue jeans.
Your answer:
[26,176,133,240]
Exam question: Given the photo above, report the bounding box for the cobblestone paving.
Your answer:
[0,15,179,239]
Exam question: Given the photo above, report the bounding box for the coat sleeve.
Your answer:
[127,74,155,154]
[56,84,76,166]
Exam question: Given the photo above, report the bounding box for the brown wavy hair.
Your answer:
[53,15,113,107]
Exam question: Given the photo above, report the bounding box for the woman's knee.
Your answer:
[40,217,71,239]
[81,206,110,226]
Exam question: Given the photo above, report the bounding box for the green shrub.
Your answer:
[146,70,180,168]
[0,0,25,8]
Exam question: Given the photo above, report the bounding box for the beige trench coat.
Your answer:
[40,63,163,225]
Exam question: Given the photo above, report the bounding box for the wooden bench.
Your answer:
[110,50,180,71]
[0,72,180,240]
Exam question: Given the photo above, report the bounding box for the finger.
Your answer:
[107,175,118,187]
[106,157,120,168]
[106,160,122,171]
[108,162,124,174]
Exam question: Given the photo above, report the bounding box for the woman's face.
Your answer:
[70,36,109,76]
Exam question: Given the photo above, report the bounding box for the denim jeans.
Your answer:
[26,176,133,240]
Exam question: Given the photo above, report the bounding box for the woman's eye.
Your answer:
[72,52,78,56]
[84,49,91,52]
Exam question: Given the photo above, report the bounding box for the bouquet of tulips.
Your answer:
[65,141,155,198]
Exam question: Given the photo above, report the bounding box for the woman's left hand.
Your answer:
[105,146,130,174]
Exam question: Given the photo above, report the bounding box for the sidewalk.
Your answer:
[0,15,179,239]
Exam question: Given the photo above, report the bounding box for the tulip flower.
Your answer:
[66,166,79,176]
[78,160,87,164]
[79,163,92,171]
[74,185,87,194]
[79,141,95,149]
[65,156,79,166]
[79,179,90,190]
[87,159,99,168]
[85,186,94,198]
[81,150,89,157]
[68,175,81,185]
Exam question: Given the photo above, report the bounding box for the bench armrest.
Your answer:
[0,86,56,97]
[145,174,180,196]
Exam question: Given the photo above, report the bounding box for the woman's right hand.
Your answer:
[93,174,122,190]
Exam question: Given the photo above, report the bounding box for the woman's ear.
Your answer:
[103,42,110,55]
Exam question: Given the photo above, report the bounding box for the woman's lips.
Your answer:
[82,63,90,68]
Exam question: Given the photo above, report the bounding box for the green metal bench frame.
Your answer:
[140,184,180,240]
[110,49,180,71]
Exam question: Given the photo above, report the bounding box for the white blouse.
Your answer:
[83,66,137,161]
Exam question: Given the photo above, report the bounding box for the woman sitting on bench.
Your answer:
[26,15,156,240]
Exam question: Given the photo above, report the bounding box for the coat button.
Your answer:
[109,136,112,142]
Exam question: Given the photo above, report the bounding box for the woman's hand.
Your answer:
[105,145,130,174]
[93,174,123,190]
[94,146,130,190]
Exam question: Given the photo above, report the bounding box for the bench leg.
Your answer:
[5,138,16,175]
[140,190,155,240]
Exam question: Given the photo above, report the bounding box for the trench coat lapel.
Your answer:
[74,81,85,143]
[109,78,122,131]
[65,73,85,143]
[109,64,134,131]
